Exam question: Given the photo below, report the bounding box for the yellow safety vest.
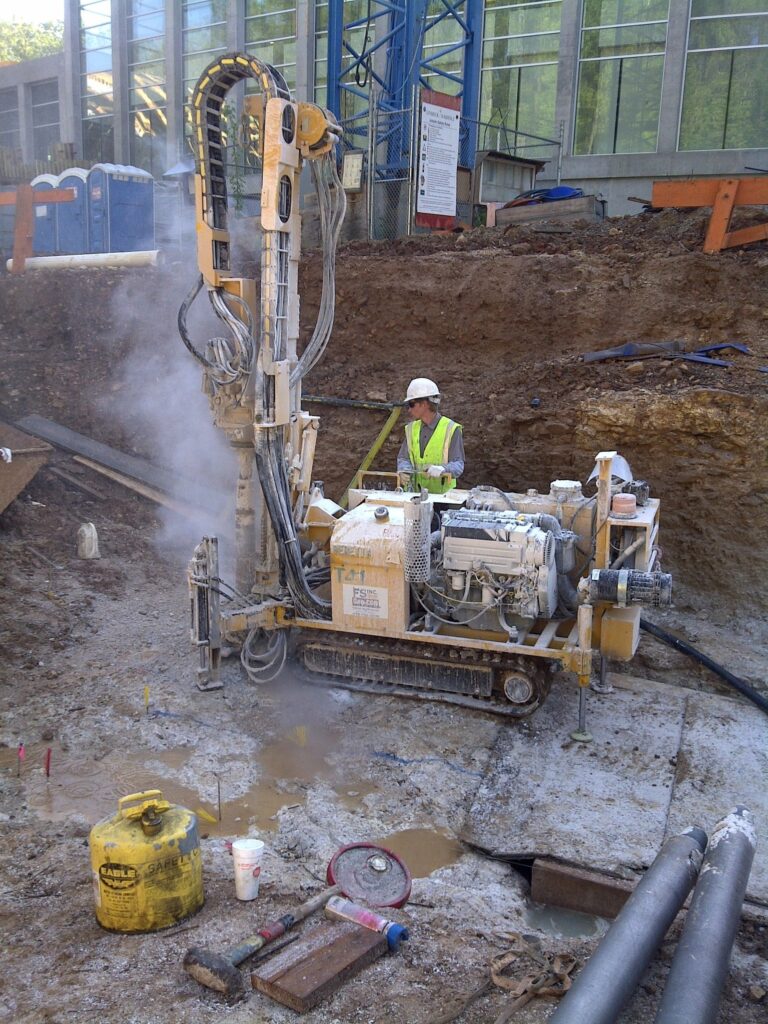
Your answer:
[405,416,462,494]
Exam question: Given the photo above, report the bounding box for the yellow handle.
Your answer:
[118,790,170,820]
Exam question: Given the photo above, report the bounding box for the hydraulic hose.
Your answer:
[640,618,768,716]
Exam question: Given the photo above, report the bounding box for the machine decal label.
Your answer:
[343,584,389,619]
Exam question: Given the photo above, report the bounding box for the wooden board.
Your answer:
[251,920,387,1013]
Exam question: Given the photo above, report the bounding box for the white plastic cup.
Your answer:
[232,838,265,901]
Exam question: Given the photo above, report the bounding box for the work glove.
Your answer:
[426,464,445,479]
[0,448,11,464]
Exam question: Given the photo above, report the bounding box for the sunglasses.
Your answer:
[406,399,422,409]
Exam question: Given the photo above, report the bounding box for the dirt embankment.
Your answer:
[1,210,766,617]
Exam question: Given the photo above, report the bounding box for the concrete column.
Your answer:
[166,0,183,165]
[657,0,690,154]
[64,0,83,160]
[230,0,243,51]
[17,84,33,163]
[111,0,130,163]
[554,0,581,158]
[295,0,313,101]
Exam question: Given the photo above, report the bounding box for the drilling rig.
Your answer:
[180,53,672,732]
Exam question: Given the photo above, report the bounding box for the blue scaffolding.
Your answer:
[325,0,483,173]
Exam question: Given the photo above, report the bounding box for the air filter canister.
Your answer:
[403,495,431,582]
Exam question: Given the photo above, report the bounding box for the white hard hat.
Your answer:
[404,377,440,404]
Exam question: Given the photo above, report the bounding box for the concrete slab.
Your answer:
[463,673,768,907]
[663,687,768,904]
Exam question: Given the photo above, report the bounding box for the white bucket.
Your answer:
[232,838,265,901]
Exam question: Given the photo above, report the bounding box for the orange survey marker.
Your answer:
[651,177,768,255]
[0,184,75,274]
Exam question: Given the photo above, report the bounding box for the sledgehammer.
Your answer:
[183,885,340,1002]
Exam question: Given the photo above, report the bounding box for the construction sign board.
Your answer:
[416,90,461,230]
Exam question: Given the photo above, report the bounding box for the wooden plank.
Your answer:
[251,920,387,1013]
[531,857,634,920]
[11,184,34,275]
[703,179,738,253]
[651,176,768,208]
[16,415,215,511]
[722,222,768,250]
[73,457,199,518]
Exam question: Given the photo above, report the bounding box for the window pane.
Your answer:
[679,49,731,149]
[484,34,560,66]
[614,54,663,151]
[129,0,165,15]
[129,37,165,63]
[581,23,667,59]
[183,25,228,52]
[246,0,296,15]
[583,0,669,28]
[80,0,111,19]
[688,15,768,50]
[81,26,111,49]
[130,63,165,89]
[31,80,59,105]
[485,0,559,8]
[245,11,296,42]
[34,123,60,160]
[182,0,228,29]
[692,0,765,15]
[83,90,114,117]
[83,48,112,72]
[83,116,114,162]
[0,87,18,114]
[724,47,768,147]
[183,52,225,82]
[32,101,60,127]
[485,4,564,37]
[129,12,165,38]
[245,39,296,66]
[575,58,619,153]
[83,69,113,96]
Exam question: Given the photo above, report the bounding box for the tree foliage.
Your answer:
[0,21,64,63]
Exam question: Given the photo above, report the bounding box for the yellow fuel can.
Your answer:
[89,790,204,933]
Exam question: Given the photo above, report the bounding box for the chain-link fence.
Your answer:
[341,102,561,242]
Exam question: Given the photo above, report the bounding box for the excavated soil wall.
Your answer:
[1,215,766,615]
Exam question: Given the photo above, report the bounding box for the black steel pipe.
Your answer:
[654,807,757,1024]
[303,394,398,411]
[548,826,707,1024]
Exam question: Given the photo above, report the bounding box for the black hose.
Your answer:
[640,618,768,716]
[177,274,216,369]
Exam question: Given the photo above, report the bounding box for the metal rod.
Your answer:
[654,807,757,1024]
[304,394,398,411]
[549,827,708,1024]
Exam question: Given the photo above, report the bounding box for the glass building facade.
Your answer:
[79,0,114,162]
[53,0,767,210]
[679,0,768,151]
[480,1,562,138]
[574,0,669,155]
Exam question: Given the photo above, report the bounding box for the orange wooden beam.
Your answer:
[651,176,768,255]
[3,187,76,274]
[651,177,768,208]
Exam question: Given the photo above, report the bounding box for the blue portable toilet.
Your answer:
[56,168,89,254]
[30,173,58,255]
[0,186,16,265]
[88,164,155,253]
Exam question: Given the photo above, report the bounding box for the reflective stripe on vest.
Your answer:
[405,416,461,494]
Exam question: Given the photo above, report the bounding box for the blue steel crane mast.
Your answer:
[325,1,483,175]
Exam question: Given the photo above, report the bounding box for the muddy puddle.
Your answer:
[376,827,464,877]
[525,903,607,939]
[2,727,380,836]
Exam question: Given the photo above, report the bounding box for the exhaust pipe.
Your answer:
[549,826,707,1024]
[654,807,757,1024]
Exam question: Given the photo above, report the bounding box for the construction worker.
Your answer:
[397,378,464,493]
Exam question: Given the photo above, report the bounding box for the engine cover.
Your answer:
[441,509,558,619]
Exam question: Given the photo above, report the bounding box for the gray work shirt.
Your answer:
[397,414,465,479]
